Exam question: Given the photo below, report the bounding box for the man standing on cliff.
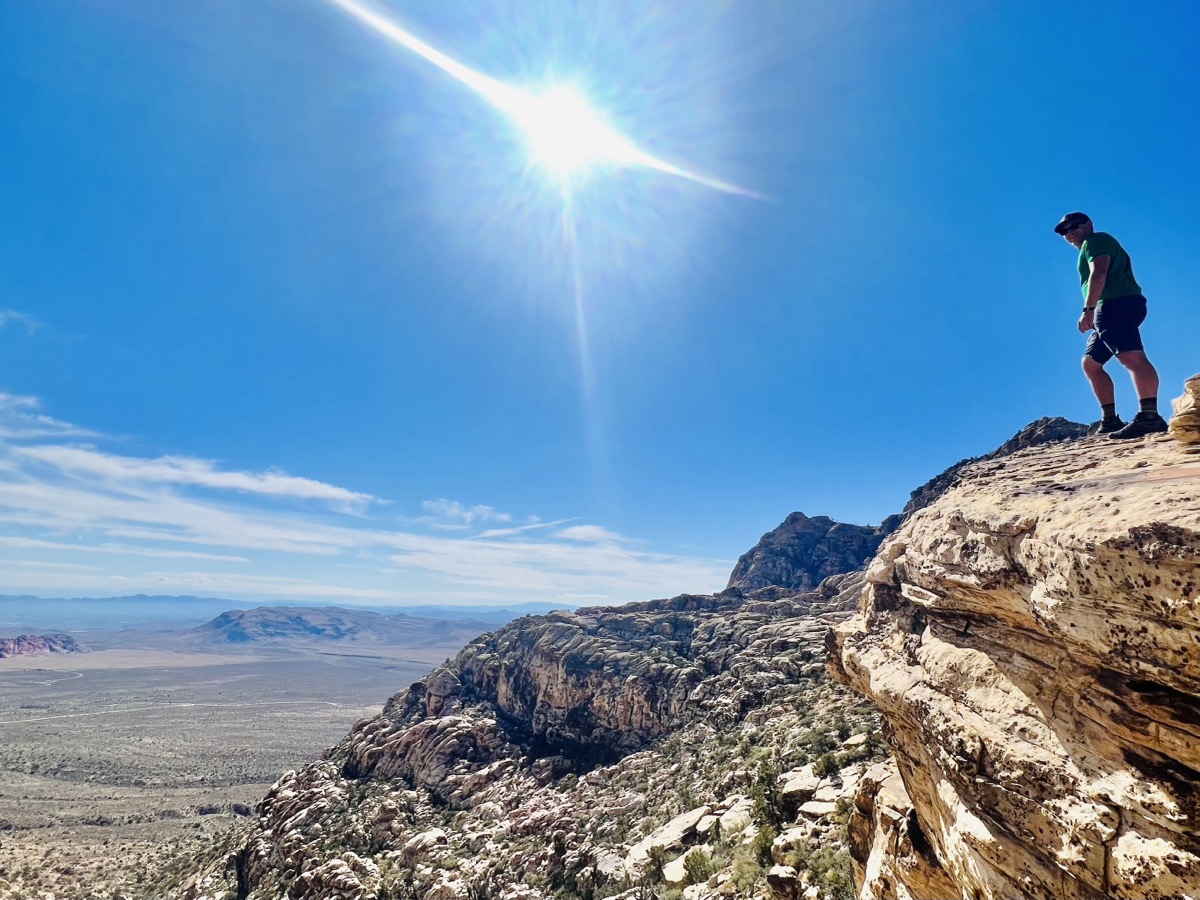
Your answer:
[1055,212,1168,439]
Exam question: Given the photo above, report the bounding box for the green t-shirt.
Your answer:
[1078,231,1142,302]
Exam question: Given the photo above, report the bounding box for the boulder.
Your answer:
[765,864,803,899]
[625,805,711,871]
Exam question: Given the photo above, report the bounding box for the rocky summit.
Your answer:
[727,515,897,594]
[115,407,1199,900]
[831,429,1200,899]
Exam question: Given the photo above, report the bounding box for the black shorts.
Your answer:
[1085,295,1146,364]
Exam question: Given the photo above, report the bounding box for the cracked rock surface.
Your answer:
[831,431,1200,900]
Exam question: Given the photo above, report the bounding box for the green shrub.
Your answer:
[813,752,841,779]
[809,845,855,900]
[750,824,778,868]
[644,845,668,883]
[682,848,716,885]
[730,845,764,891]
[751,763,784,828]
[833,796,854,825]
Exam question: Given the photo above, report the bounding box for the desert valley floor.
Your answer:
[0,646,456,898]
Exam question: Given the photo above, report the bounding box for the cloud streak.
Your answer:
[0,398,730,606]
[11,445,377,511]
[0,310,41,334]
[419,498,513,529]
[0,394,98,441]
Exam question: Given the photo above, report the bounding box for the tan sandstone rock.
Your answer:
[831,431,1200,900]
[779,763,822,804]
[847,759,961,900]
[625,804,712,871]
[1169,373,1200,446]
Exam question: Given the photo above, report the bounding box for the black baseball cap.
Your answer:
[1054,211,1091,234]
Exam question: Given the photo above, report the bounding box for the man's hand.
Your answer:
[1078,308,1095,333]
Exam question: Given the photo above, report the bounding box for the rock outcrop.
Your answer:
[727,514,894,593]
[831,430,1200,899]
[0,633,83,658]
[1169,373,1200,447]
[847,759,960,900]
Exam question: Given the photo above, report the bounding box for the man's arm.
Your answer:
[1078,255,1110,332]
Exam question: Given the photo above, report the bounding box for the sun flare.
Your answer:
[322,0,760,198]
[510,85,636,181]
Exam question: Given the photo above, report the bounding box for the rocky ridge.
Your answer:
[0,632,84,658]
[143,415,1113,900]
[900,415,1089,518]
[728,417,1089,597]
[174,576,883,900]
[831,429,1200,899]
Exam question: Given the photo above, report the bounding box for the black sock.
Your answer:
[1139,397,1158,415]
[1101,403,1117,420]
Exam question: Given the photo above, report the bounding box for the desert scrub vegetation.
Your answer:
[682,847,718,885]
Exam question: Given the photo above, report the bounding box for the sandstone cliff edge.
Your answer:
[831,430,1200,899]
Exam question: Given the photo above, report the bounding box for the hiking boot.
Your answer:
[1109,411,1168,440]
[1093,416,1125,435]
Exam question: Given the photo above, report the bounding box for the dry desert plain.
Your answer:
[0,643,458,899]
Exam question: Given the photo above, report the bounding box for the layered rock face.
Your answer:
[831,432,1200,899]
[343,585,857,789]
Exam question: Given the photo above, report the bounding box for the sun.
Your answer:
[321,0,760,197]
[509,85,638,182]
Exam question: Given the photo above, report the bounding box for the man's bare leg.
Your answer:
[1114,349,1160,403]
[1108,349,1168,438]
[1082,356,1115,406]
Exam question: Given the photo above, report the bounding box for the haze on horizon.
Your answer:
[0,1,1197,610]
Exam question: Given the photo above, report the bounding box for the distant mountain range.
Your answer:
[187,605,494,650]
[0,593,568,634]
[0,602,552,657]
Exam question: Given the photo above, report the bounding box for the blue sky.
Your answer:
[1,0,1197,608]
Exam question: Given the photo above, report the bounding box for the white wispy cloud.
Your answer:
[477,519,566,539]
[0,535,248,563]
[0,398,732,606]
[556,524,627,543]
[11,445,377,512]
[0,393,98,441]
[420,498,513,529]
[0,310,41,333]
